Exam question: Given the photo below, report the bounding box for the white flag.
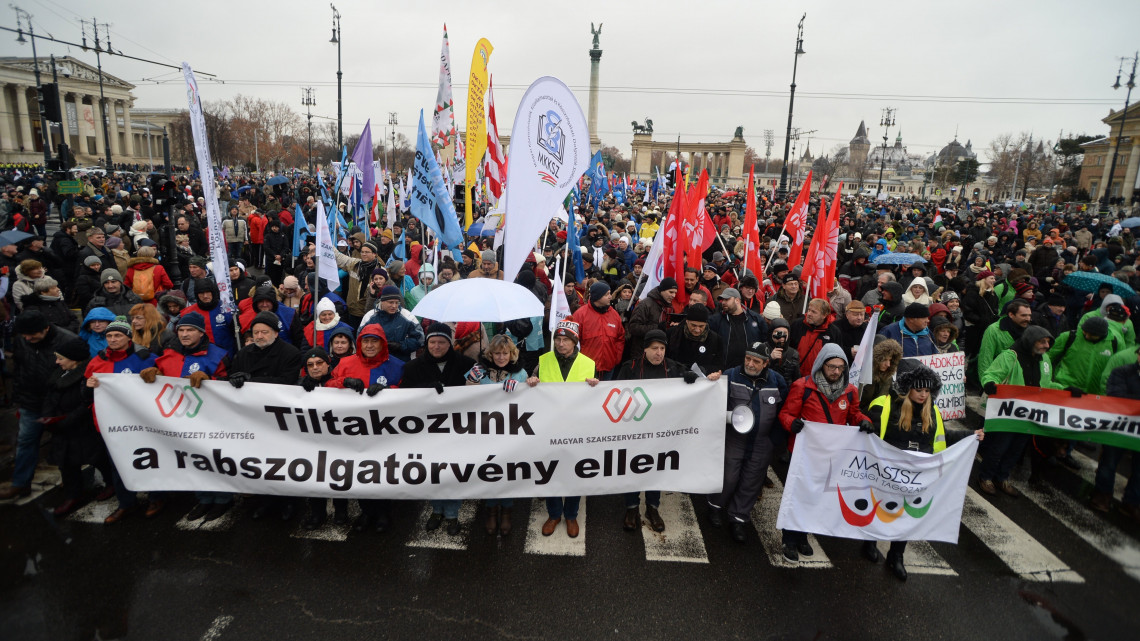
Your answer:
[386,176,397,229]
[431,24,456,148]
[315,202,340,295]
[637,215,669,300]
[848,311,880,386]
[549,256,571,332]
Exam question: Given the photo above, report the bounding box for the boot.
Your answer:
[886,550,908,582]
[485,506,500,535]
[861,540,883,563]
[499,507,512,536]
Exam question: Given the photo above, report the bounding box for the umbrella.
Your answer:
[465,221,496,238]
[1063,271,1135,298]
[0,230,33,247]
[411,278,543,322]
[938,208,955,214]
[1120,217,1140,229]
[234,185,253,196]
[266,176,289,186]
[872,252,926,266]
[719,191,739,198]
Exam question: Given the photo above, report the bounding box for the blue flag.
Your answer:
[332,146,349,196]
[585,151,606,209]
[410,110,463,249]
[393,229,407,261]
[567,202,585,283]
[292,204,309,257]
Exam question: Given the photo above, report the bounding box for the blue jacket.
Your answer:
[79,306,116,357]
[708,307,768,362]
[725,365,788,445]
[363,309,425,362]
[878,319,937,357]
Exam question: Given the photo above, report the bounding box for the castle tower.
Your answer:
[849,120,871,168]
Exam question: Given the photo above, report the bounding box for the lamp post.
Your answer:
[302,87,315,176]
[777,14,805,200]
[80,18,113,170]
[329,4,342,150]
[875,107,896,199]
[12,6,51,166]
[387,112,397,171]
[1102,52,1137,210]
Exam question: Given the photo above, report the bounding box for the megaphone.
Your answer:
[725,405,755,434]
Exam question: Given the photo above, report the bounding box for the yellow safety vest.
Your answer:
[538,350,596,383]
[867,395,946,453]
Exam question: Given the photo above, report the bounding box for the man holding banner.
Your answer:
[1095,351,1140,521]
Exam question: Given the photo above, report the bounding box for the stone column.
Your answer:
[14,85,34,152]
[0,85,14,151]
[121,100,135,158]
[1100,143,1116,200]
[1124,137,1140,197]
[107,100,120,157]
[588,47,602,152]
[92,96,105,156]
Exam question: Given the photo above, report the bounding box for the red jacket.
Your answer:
[327,324,405,388]
[778,375,867,451]
[124,259,173,305]
[571,303,626,373]
[248,214,267,244]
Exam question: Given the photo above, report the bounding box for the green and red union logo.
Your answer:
[155,383,203,419]
[603,387,652,423]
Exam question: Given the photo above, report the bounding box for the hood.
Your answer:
[251,286,279,313]
[419,263,436,278]
[355,323,390,365]
[872,337,903,372]
[930,315,959,341]
[82,306,116,329]
[881,281,904,302]
[1099,294,1125,315]
[127,256,159,268]
[409,244,423,262]
[327,325,355,352]
[875,239,888,248]
[810,342,849,382]
[159,290,188,310]
[1014,325,1053,354]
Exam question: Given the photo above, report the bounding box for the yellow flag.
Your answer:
[464,38,494,229]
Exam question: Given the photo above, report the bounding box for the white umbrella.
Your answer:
[411,278,543,322]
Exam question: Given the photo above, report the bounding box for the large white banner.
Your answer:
[182,62,235,313]
[776,422,978,543]
[502,76,591,283]
[95,376,727,499]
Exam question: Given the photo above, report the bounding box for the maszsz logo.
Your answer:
[603,387,652,423]
[537,109,565,164]
[155,383,203,419]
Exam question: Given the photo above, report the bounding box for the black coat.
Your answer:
[75,245,116,279]
[401,349,475,389]
[665,324,723,374]
[20,293,80,334]
[1106,362,1140,400]
[230,338,303,385]
[263,228,290,261]
[41,363,105,468]
[13,325,78,409]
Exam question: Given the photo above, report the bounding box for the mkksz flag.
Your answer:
[431,24,457,149]
[776,422,978,543]
[501,76,590,283]
[411,110,464,249]
[464,37,494,229]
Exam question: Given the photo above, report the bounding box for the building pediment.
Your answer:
[0,56,134,90]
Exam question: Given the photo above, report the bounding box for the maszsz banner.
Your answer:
[94,376,727,500]
[902,352,966,420]
[776,422,978,543]
[984,385,1140,452]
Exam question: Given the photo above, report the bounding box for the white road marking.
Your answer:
[1015,480,1140,582]
[753,469,833,569]
[405,501,478,550]
[874,540,957,576]
[290,500,362,542]
[639,492,709,564]
[961,488,1084,583]
[199,614,234,641]
[523,497,587,556]
[68,500,117,524]
[176,497,243,532]
[1070,449,1129,498]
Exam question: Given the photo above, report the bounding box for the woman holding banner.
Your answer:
[864,361,984,582]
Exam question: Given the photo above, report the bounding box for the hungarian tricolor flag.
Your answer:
[801,182,843,300]
[784,170,813,268]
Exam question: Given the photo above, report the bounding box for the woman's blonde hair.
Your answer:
[897,392,934,434]
[483,333,519,363]
[129,303,166,348]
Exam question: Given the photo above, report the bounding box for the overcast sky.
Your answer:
[10,0,1140,164]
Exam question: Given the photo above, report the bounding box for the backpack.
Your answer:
[131,266,156,301]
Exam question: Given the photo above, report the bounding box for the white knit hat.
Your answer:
[763,300,782,321]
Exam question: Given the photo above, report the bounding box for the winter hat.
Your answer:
[280,275,300,290]
[250,312,280,333]
[13,309,50,335]
[424,322,454,345]
[303,347,332,367]
[177,311,207,333]
[658,277,678,292]
[315,298,336,316]
[480,250,497,263]
[740,274,760,289]
[745,342,772,361]
[101,268,123,284]
[643,329,668,348]
[763,300,782,320]
[940,291,959,304]
[380,285,402,302]
[371,266,389,280]
[904,303,929,319]
[1045,293,1065,307]
[1014,282,1035,298]
[893,360,942,398]
[589,281,611,302]
[56,337,91,362]
[686,304,710,322]
[362,241,379,255]
[1082,316,1110,339]
[975,270,993,281]
[105,236,122,249]
[846,300,867,313]
[105,315,132,336]
[553,320,580,343]
[189,255,210,269]
[83,255,103,268]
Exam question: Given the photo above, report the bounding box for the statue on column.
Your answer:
[591,23,603,49]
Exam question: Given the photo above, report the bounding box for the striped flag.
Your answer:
[485,76,507,200]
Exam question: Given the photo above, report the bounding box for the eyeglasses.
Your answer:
[822,363,845,372]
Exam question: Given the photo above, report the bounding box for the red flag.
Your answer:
[663,165,688,307]
[784,170,813,268]
[685,170,711,270]
[801,182,843,300]
[485,77,507,200]
[743,166,763,278]
[370,183,381,224]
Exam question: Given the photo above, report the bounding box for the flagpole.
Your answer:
[713,232,740,280]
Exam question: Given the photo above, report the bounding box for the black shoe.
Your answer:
[782,543,799,562]
[886,553,908,582]
[280,503,296,521]
[730,521,747,544]
[185,503,210,521]
[425,512,443,531]
[707,505,724,528]
[644,506,665,533]
[374,513,389,533]
[333,508,349,526]
[251,503,272,520]
[203,503,230,522]
[1059,454,1081,471]
[861,541,883,563]
[445,518,461,535]
[303,513,326,530]
[797,540,814,557]
[353,514,373,532]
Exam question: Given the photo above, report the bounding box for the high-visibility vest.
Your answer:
[538,350,595,383]
[867,395,946,453]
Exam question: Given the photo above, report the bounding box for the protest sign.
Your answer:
[984,385,1140,452]
[903,352,966,420]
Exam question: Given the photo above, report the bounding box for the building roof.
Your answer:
[850,120,871,145]
[0,56,134,91]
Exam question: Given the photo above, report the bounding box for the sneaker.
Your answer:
[998,481,1021,497]
[797,540,814,557]
[978,479,998,496]
[425,512,443,531]
[185,503,210,521]
[203,503,231,522]
[445,518,461,536]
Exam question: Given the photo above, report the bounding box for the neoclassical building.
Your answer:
[0,56,181,167]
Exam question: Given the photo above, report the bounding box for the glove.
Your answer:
[983,382,997,396]
[1066,386,1083,398]
[139,367,159,384]
[301,377,319,392]
[790,418,805,434]
[343,378,365,394]
[187,371,210,389]
[859,419,875,434]
[465,364,486,384]
[502,379,517,393]
[366,383,386,397]
[434,381,445,395]
[228,373,248,389]
[682,370,699,384]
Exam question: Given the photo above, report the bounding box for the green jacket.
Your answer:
[982,349,1062,389]
[978,317,1021,376]
[1047,330,1120,394]
[1079,309,1135,347]
[1099,347,1137,395]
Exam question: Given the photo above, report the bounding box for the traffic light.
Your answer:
[40,83,62,122]
[150,174,179,207]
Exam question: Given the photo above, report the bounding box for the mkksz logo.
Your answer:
[155,383,203,419]
[603,387,652,423]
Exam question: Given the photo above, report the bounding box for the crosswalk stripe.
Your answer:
[290,500,362,542]
[405,501,478,550]
[68,499,117,524]
[1070,449,1129,498]
[753,469,833,569]
[1014,480,1140,583]
[640,492,709,564]
[874,540,957,576]
[523,498,587,556]
[961,488,1084,583]
[175,497,243,532]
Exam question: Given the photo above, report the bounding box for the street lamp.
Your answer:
[330,4,342,150]
[80,18,113,170]
[1102,52,1137,210]
[11,6,52,166]
[875,107,896,199]
[302,87,315,176]
[777,13,805,199]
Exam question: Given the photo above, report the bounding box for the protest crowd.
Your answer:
[1,156,1138,584]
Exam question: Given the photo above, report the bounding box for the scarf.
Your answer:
[315,312,341,331]
[813,369,847,402]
